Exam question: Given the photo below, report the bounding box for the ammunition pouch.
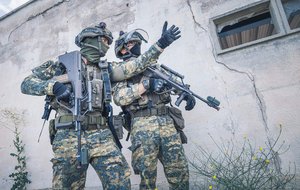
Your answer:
[84,64,104,111]
[122,111,132,132]
[55,114,107,130]
[168,107,184,130]
[48,119,56,145]
[113,115,124,139]
[168,107,187,144]
[90,79,103,110]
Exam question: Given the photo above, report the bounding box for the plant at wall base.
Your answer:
[0,109,31,190]
[189,125,296,190]
[9,126,31,190]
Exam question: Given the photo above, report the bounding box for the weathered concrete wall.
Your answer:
[0,0,299,189]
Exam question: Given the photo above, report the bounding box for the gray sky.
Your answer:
[0,0,30,17]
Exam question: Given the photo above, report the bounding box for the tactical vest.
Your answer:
[49,60,106,116]
[123,69,171,112]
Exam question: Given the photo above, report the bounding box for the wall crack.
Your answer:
[102,11,127,21]
[186,0,206,32]
[186,0,269,133]
[8,0,69,41]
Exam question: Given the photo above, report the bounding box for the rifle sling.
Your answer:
[99,61,122,149]
[99,60,111,103]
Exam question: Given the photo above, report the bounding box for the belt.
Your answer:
[55,114,107,130]
[132,106,170,118]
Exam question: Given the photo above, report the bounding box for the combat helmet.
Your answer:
[75,22,113,59]
[115,29,148,59]
[75,22,113,47]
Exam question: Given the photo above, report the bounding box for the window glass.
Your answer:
[281,0,300,30]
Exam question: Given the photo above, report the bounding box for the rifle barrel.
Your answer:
[161,64,184,79]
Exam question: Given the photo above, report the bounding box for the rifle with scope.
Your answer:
[146,64,221,111]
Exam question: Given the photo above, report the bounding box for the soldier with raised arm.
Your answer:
[112,22,196,190]
[20,22,167,189]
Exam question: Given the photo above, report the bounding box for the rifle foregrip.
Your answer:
[175,93,186,106]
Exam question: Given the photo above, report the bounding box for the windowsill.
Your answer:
[287,27,300,34]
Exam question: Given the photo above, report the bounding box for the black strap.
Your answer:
[107,104,122,149]
[98,60,122,149]
[99,60,111,103]
[132,106,169,118]
[126,132,130,141]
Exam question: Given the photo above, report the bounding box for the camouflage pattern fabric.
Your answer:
[130,115,189,190]
[20,56,146,189]
[112,64,172,110]
[21,44,163,96]
[110,43,163,82]
[21,60,65,96]
[51,127,131,189]
[112,49,189,189]
[20,42,164,189]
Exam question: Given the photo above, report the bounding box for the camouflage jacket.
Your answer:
[20,43,163,97]
[113,48,181,111]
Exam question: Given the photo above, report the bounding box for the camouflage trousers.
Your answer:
[51,127,131,190]
[130,114,189,190]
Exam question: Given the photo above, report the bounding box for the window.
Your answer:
[218,12,276,49]
[213,1,280,50]
[210,0,299,54]
[281,0,300,30]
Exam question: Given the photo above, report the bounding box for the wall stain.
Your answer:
[8,0,69,41]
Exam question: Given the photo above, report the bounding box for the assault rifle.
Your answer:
[56,51,121,168]
[147,64,220,110]
[57,51,88,168]
[38,95,53,142]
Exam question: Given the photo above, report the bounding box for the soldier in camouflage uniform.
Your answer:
[112,22,196,190]
[20,22,164,190]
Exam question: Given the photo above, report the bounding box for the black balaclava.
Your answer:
[122,42,141,61]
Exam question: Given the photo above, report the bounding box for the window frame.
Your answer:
[275,0,300,34]
[210,0,299,54]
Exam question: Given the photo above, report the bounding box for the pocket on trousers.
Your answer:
[128,143,142,175]
[168,107,188,144]
[49,119,57,145]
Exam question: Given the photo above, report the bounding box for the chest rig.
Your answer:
[125,70,171,111]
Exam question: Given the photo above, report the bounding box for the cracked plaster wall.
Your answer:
[0,0,299,189]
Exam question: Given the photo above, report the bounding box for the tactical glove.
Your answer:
[157,21,181,49]
[53,82,70,101]
[183,93,196,111]
[142,78,166,93]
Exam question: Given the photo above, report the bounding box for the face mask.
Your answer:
[130,43,141,57]
[98,39,110,57]
[80,37,109,63]
[120,43,141,61]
